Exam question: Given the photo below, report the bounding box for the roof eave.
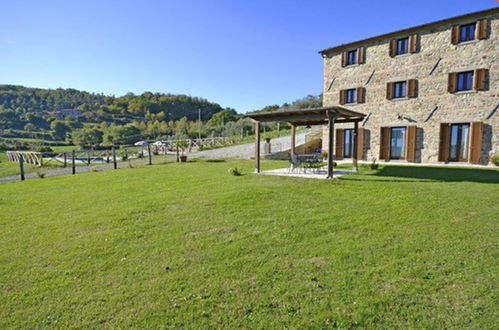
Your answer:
[318,7,499,55]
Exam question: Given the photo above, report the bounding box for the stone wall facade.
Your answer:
[321,10,499,165]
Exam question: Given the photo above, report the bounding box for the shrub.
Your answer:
[370,158,379,170]
[492,154,499,166]
[228,167,242,176]
[33,146,56,157]
[36,171,46,179]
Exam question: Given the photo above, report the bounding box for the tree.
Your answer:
[207,109,239,127]
[72,128,103,148]
[107,125,141,145]
[50,120,72,140]
[24,123,37,139]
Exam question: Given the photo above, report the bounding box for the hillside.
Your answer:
[0,85,226,127]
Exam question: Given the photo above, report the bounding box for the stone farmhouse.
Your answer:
[320,7,498,165]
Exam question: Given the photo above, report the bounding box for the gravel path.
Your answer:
[189,131,308,159]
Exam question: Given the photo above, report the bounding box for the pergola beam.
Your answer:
[254,121,260,173]
[327,112,337,179]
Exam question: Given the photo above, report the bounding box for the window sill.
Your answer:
[391,97,409,101]
[344,64,360,68]
[344,102,359,106]
[453,90,477,95]
[394,53,411,58]
[456,39,479,46]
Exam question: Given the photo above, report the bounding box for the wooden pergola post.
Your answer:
[327,112,336,179]
[255,120,261,173]
[353,120,359,172]
[290,124,296,155]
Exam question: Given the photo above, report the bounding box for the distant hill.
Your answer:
[0,85,226,126]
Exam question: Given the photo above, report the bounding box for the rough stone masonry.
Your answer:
[320,8,499,165]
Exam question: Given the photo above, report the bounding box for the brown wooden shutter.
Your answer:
[339,90,346,105]
[451,25,460,44]
[379,127,390,160]
[406,125,417,162]
[341,52,347,67]
[389,39,396,57]
[448,73,457,93]
[356,87,365,103]
[335,129,344,159]
[357,128,365,160]
[386,82,393,100]
[477,19,489,39]
[474,68,488,91]
[407,79,417,98]
[357,47,365,64]
[469,122,483,164]
[438,123,451,162]
[409,34,418,53]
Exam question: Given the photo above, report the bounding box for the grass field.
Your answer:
[0,159,498,328]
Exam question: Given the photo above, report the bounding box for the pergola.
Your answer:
[246,106,367,178]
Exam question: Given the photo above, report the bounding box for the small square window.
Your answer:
[347,50,357,65]
[459,23,475,42]
[345,89,357,104]
[393,81,407,98]
[396,37,409,55]
[457,71,473,91]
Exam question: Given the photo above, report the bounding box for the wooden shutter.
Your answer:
[469,122,483,164]
[389,39,396,57]
[451,25,460,45]
[379,127,390,160]
[357,128,365,160]
[341,52,347,67]
[335,129,344,159]
[386,82,393,100]
[407,79,417,98]
[356,87,365,103]
[409,34,418,53]
[448,73,457,93]
[474,68,488,91]
[477,19,489,39]
[357,47,365,64]
[406,125,417,162]
[339,90,346,105]
[438,123,451,162]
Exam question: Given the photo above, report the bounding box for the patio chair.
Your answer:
[288,154,302,173]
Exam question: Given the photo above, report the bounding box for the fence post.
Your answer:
[148,144,152,165]
[39,153,43,167]
[63,152,67,167]
[87,151,91,165]
[106,150,110,163]
[72,150,76,175]
[176,145,179,162]
[19,154,25,181]
[112,147,117,169]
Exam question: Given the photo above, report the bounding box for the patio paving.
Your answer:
[261,167,354,179]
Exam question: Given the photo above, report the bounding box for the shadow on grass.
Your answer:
[361,165,499,184]
[345,166,499,183]
[205,159,226,163]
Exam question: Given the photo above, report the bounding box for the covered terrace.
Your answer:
[246,106,367,178]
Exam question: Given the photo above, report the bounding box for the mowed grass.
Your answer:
[0,159,498,328]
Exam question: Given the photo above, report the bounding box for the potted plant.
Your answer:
[176,139,189,162]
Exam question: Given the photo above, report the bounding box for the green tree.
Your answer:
[50,120,72,140]
[107,125,141,145]
[207,109,239,127]
[72,128,103,148]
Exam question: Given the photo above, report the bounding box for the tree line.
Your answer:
[0,84,322,149]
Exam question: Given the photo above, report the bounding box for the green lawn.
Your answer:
[0,160,498,328]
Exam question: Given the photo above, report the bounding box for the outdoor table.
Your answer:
[290,153,323,173]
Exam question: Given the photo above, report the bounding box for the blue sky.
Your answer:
[0,0,495,112]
